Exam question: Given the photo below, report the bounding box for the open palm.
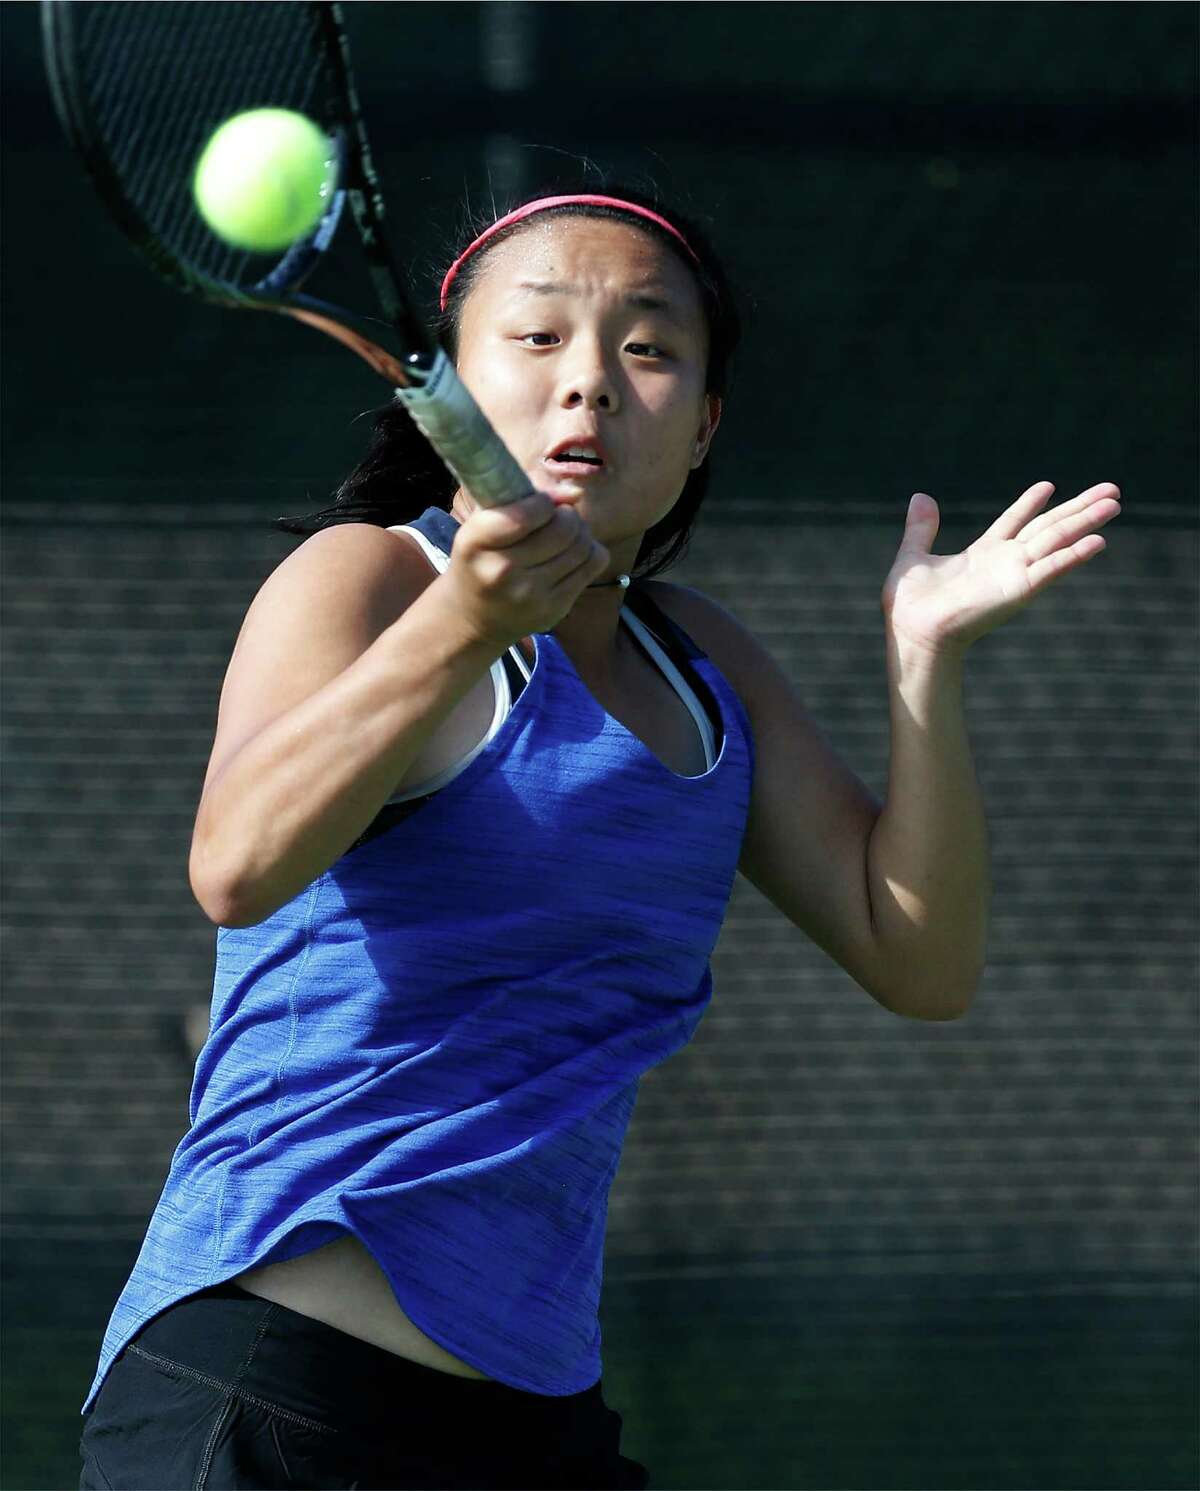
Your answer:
[881,480,1123,656]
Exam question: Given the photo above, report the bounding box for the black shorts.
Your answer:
[79,1280,650,1490]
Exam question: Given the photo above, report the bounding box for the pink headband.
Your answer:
[439,194,700,311]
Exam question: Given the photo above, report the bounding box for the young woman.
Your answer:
[78,181,1120,1491]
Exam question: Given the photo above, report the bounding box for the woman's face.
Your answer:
[452,216,721,546]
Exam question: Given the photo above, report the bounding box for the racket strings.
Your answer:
[71,1,331,286]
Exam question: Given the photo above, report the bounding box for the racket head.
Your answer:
[40,0,377,313]
[41,0,529,506]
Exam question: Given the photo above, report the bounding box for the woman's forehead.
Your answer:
[469,216,701,308]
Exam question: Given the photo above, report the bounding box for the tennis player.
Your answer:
[78,179,1120,1491]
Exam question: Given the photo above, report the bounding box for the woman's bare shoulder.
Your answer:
[270,522,436,625]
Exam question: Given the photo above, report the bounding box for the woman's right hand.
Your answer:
[441,491,612,647]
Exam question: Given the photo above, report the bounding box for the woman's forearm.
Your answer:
[866,629,990,1019]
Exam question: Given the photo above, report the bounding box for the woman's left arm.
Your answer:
[648,479,1120,1023]
[867,636,988,1020]
[868,479,1123,1019]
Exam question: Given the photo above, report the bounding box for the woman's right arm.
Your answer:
[188,525,504,928]
[189,494,609,928]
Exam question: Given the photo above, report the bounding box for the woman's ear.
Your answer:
[691,395,723,469]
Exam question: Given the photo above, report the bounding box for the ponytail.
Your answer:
[274,399,454,535]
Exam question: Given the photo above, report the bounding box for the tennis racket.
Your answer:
[40,0,529,509]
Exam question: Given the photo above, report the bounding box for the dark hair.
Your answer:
[274,174,742,581]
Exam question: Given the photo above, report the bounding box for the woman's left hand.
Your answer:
[880,480,1122,659]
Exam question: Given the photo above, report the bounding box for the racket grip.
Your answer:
[393,348,530,508]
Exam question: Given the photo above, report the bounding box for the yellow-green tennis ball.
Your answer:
[192,108,336,253]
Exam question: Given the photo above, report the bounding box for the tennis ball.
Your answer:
[192,108,336,253]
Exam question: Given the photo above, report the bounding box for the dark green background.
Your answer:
[2,3,1196,1488]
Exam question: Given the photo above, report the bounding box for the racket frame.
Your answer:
[39,0,532,506]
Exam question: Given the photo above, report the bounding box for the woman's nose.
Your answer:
[559,356,619,412]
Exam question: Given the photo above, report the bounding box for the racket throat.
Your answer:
[277,303,417,386]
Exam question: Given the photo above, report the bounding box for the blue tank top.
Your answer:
[83,505,755,1411]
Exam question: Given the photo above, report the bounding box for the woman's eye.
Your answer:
[516,333,669,358]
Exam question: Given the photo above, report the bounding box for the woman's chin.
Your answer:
[541,472,590,500]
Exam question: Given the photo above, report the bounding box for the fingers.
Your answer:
[449,488,611,643]
[480,489,559,546]
[1019,485,1121,557]
[1025,531,1108,593]
[550,533,611,590]
[982,480,1055,542]
[468,492,597,569]
[988,481,1122,546]
[527,507,603,576]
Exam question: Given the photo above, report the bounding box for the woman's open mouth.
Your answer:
[544,453,607,478]
[544,437,609,478]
